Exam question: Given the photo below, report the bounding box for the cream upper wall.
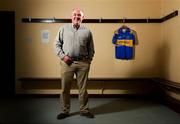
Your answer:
[1,0,163,78]
[13,0,162,18]
[161,0,180,83]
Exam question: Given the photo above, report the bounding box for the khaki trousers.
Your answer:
[60,60,90,114]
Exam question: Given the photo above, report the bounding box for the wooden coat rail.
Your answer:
[22,10,178,23]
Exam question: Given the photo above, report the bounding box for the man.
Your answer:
[54,9,95,119]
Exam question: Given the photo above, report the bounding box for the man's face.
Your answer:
[71,10,84,26]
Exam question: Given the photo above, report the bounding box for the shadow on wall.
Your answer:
[126,40,170,78]
[157,40,171,79]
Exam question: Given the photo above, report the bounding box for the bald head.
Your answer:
[71,9,84,27]
[72,9,84,17]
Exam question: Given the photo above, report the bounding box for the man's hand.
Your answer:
[63,55,73,66]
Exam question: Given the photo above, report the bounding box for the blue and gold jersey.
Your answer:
[112,26,137,59]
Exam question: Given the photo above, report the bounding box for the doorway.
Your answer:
[0,11,15,98]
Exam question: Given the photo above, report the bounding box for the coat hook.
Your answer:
[99,17,103,23]
[53,17,55,22]
[173,9,177,16]
[147,17,150,23]
[28,16,31,22]
[122,17,126,23]
[173,9,175,16]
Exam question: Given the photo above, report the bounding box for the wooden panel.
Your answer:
[18,78,156,95]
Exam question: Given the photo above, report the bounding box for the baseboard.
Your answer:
[152,78,180,114]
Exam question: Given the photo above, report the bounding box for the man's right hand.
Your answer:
[63,55,73,66]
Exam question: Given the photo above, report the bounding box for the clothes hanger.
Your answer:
[121,24,128,29]
[121,17,128,29]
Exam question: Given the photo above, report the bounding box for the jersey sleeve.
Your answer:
[131,29,138,45]
[112,30,118,44]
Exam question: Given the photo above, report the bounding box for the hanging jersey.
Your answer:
[112,27,137,59]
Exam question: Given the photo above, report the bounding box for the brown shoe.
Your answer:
[80,112,94,118]
[57,113,70,119]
